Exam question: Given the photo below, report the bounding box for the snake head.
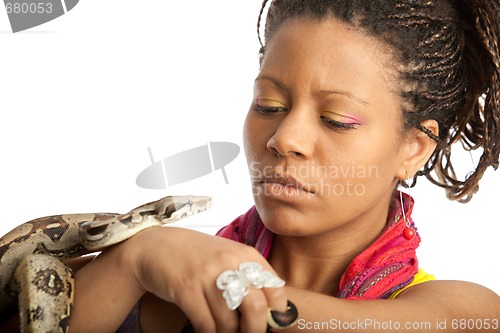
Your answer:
[161,195,213,222]
[79,195,212,250]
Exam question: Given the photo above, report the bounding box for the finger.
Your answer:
[239,289,268,333]
[176,288,217,333]
[204,283,239,333]
[262,285,288,312]
[245,258,288,313]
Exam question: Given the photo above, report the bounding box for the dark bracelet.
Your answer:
[266,300,299,331]
[181,320,195,333]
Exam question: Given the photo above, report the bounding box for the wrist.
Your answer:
[118,228,151,295]
[71,235,148,331]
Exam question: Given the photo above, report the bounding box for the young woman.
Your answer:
[3,0,499,332]
[73,0,500,332]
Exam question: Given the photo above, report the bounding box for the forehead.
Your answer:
[259,17,399,96]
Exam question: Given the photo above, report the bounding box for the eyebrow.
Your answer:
[255,76,371,106]
[319,89,371,106]
[255,76,288,91]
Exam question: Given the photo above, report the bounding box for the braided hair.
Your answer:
[256,0,500,203]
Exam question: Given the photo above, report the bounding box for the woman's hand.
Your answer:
[124,226,288,333]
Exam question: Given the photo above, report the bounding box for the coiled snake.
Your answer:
[0,195,212,332]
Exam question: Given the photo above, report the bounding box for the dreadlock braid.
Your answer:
[257,0,500,202]
[257,0,270,52]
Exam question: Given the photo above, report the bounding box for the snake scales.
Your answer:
[0,195,212,332]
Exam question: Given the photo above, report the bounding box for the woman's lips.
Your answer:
[256,175,316,200]
[263,182,312,197]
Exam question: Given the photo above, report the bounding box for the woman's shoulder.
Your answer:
[394,272,500,319]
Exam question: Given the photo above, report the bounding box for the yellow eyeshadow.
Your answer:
[322,111,362,124]
[256,98,287,108]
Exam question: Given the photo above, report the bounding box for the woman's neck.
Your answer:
[268,194,393,296]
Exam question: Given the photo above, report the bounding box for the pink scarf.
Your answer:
[216,191,420,299]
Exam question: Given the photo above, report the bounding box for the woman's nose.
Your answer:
[266,107,314,159]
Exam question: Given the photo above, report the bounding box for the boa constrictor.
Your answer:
[0,195,212,333]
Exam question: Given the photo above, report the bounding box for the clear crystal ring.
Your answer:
[216,262,286,310]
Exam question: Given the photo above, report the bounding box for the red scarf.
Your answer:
[216,191,420,299]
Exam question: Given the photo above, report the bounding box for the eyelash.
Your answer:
[252,104,286,115]
[320,116,358,130]
[252,102,359,131]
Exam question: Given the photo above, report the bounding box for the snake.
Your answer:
[0,195,212,333]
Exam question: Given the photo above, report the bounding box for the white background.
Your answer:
[0,1,498,296]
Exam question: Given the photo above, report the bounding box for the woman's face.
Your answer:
[243,17,410,237]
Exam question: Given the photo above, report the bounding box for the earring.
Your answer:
[400,173,416,241]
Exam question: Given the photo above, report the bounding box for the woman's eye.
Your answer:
[320,115,360,130]
[252,98,287,115]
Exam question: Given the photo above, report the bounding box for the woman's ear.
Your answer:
[396,119,439,180]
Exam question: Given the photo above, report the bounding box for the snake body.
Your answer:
[0,195,212,332]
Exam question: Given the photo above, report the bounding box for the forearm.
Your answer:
[285,288,422,333]
[285,281,500,333]
[71,243,145,333]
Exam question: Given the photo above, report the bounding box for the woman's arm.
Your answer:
[70,226,287,333]
[137,279,499,333]
[71,242,146,333]
[69,228,500,333]
[282,280,500,333]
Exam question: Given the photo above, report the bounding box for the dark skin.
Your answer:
[2,16,499,333]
